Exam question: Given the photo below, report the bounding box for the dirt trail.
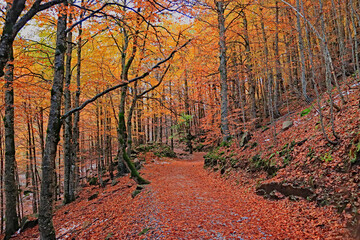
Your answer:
[15,153,351,239]
[117,153,350,239]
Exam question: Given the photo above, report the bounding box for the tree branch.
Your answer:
[61,39,191,120]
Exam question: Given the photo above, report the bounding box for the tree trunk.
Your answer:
[72,0,83,194]
[243,14,257,121]
[126,94,136,158]
[64,10,75,204]
[274,1,283,107]
[117,86,129,176]
[4,46,18,240]
[96,101,104,188]
[296,0,310,101]
[184,71,193,154]
[319,0,339,143]
[216,0,230,142]
[38,4,67,239]
[0,1,25,77]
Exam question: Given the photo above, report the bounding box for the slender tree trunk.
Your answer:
[26,106,38,214]
[15,162,22,222]
[96,101,104,188]
[260,10,276,122]
[72,0,83,195]
[37,107,45,158]
[274,1,283,108]
[319,0,339,142]
[331,0,347,85]
[296,0,310,101]
[39,4,67,239]
[63,11,75,203]
[4,46,18,240]
[217,0,230,142]
[30,110,40,207]
[243,14,257,120]
[184,71,193,154]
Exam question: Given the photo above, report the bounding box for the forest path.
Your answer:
[114,152,349,239]
[15,153,350,239]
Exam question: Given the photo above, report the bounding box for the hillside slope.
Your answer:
[204,78,360,237]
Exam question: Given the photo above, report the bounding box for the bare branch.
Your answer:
[61,39,192,120]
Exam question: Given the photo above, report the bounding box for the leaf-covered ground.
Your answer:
[14,152,351,239]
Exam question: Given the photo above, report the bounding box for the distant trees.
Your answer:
[181,0,359,145]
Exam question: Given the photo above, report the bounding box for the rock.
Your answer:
[131,189,142,198]
[134,158,142,170]
[269,190,286,200]
[131,185,146,198]
[255,189,267,196]
[282,121,293,131]
[111,179,118,186]
[239,131,252,147]
[289,195,301,202]
[88,192,98,201]
[256,182,314,200]
[20,216,38,232]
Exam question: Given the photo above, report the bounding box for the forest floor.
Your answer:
[14,152,352,239]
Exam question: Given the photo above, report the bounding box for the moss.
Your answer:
[123,150,150,185]
[138,228,151,236]
[278,142,296,167]
[220,140,232,148]
[136,143,176,158]
[250,154,278,176]
[204,148,223,168]
[88,177,98,185]
[131,189,142,198]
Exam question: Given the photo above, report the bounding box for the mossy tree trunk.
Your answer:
[118,109,149,185]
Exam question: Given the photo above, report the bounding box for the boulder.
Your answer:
[282,120,293,131]
[269,190,286,200]
[256,182,315,200]
[20,216,38,232]
[131,189,142,198]
[239,131,252,147]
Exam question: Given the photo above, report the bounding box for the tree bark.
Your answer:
[216,0,230,142]
[38,4,67,239]
[184,71,193,154]
[274,1,283,108]
[243,14,257,121]
[64,10,75,204]
[72,0,83,194]
[117,86,129,176]
[296,0,310,101]
[4,46,19,240]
